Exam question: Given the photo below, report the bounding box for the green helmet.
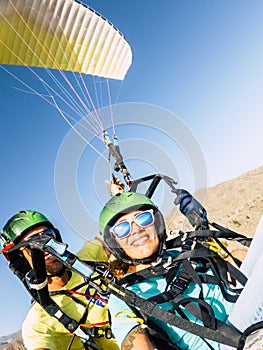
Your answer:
[1,210,55,245]
[99,192,167,264]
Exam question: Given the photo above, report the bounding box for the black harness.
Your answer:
[2,226,261,350]
[117,248,242,349]
[2,238,112,350]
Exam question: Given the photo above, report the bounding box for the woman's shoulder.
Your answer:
[77,236,109,262]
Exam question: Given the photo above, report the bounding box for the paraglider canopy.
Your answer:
[0,0,132,80]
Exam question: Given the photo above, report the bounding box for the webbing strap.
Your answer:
[17,244,104,349]
[210,223,252,247]
[119,287,242,348]
[166,228,252,251]
[30,249,52,306]
[166,246,247,287]
[119,260,173,286]
[110,248,246,348]
[123,245,247,291]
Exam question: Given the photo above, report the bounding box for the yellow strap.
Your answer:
[115,310,144,324]
[108,283,125,297]
[202,240,221,253]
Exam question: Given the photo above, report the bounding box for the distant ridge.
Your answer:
[1,165,263,349]
[0,331,24,350]
[166,164,263,241]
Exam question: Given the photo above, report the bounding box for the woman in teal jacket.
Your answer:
[99,191,263,350]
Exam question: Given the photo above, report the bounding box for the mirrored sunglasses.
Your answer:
[110,210,154,240]
[23,228,57,242]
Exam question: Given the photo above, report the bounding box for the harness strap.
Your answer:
[210,223,252,247]
[160,260,217,331]
[166,228,252,251]
[114,247,247,348]
[199,274,239,303]
[148,261,191,303]
[146,319,182,350]
[122,245,247,292]
[120,259,173,286]
[4,241,109,349]
[169,292,242,349]
[149,279,236,339]
[49,281,113,340]
[29,249,94,342]
[30,249,52,306]
[118,286,242,348]
[167,246,247,288]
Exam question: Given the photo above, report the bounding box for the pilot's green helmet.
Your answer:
[1,210,55,245]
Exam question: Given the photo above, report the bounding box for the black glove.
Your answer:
[173,189,208,229]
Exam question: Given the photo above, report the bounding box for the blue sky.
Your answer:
[1,0,263,336]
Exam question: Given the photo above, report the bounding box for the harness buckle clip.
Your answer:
[163,256,173,269]
[179,231,196,251]
[104,327,113,339]
[171,276,189,292]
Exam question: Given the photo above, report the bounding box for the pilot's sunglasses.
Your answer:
[24,228,57,242]
[110,210,155,240]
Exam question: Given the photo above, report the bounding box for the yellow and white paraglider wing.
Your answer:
[0,0,132,80]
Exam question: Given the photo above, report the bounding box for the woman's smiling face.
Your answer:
[111,210,159,260]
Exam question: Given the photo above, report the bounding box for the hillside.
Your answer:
[0,332,23,350]
[1,165,263,349]
[166,165,263,251]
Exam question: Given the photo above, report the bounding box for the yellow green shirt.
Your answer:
[22,239,119,350]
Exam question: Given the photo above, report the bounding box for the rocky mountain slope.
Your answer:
[0,332,23,350]
[166,165,263,251]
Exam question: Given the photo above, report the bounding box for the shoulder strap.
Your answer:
[112,246,247,348]
[119,257,176,286]
[3,240,105,350]
[167,227,252,251]
[27,249,103,350]
[110,282,242,348]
